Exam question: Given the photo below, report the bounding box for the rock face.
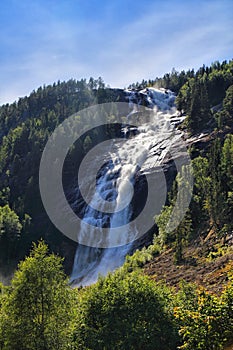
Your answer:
[68,87,189,286]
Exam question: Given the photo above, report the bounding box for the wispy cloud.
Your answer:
[98,0,233,85]
[0,0,232,105]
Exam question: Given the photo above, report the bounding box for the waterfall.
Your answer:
[70,88,184,286]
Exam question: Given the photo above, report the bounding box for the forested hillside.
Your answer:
[0,60,233,349]
[0,78,125,273]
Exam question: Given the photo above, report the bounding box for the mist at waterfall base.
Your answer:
[68,88,185,287]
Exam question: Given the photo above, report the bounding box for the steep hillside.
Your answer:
[0,79,126,276]
[0,60,233,350]
[0,60,233,284]
[144,235,233,294]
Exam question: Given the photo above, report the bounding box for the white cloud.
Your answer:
[94,1,233,87]
[0,0,232,105]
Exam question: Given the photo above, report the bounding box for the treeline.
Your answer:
[176,60,233,132]
[128,67,194,93]
[0,241,232,350]
[129,59,233,133]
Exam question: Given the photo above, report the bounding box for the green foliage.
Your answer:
[175,279,233,350]
[221,135,233,210]
[0,204,22,239]
[73,270,179,350]
[191,136,233,235]
[0,205,22,263]
[155,205,174,247]
[223,84,233,116]
[221,278,233,341]
[155,130,233,257]
[0,241,74,350]
[175,59,233,133]
[122,244,161,274]
[173,211,192,265]
[0,77,126,265]
[175,289,224,349]
[155,165,193,263]
[0,243,233,350]
[191,156,210,224]
[176,78,213,133]
[129,67,194,93]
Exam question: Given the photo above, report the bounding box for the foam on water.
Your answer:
[70,88,183,286]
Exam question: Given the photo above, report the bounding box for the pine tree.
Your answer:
[207,139,225,230]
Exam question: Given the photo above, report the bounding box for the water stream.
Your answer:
[70,88,184,286]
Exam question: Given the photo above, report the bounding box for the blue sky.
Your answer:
[0,0,232,105]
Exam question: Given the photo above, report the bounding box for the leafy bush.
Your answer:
[73,271,179,350]
[175,279,233,350]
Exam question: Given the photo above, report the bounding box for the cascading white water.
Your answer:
[70,88,184,286]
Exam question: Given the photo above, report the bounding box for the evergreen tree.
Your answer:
[174,211,192,265]
[223,85,233,116]
[0,205,22,263]
[220,135,233,231]
[207,139,225,230]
